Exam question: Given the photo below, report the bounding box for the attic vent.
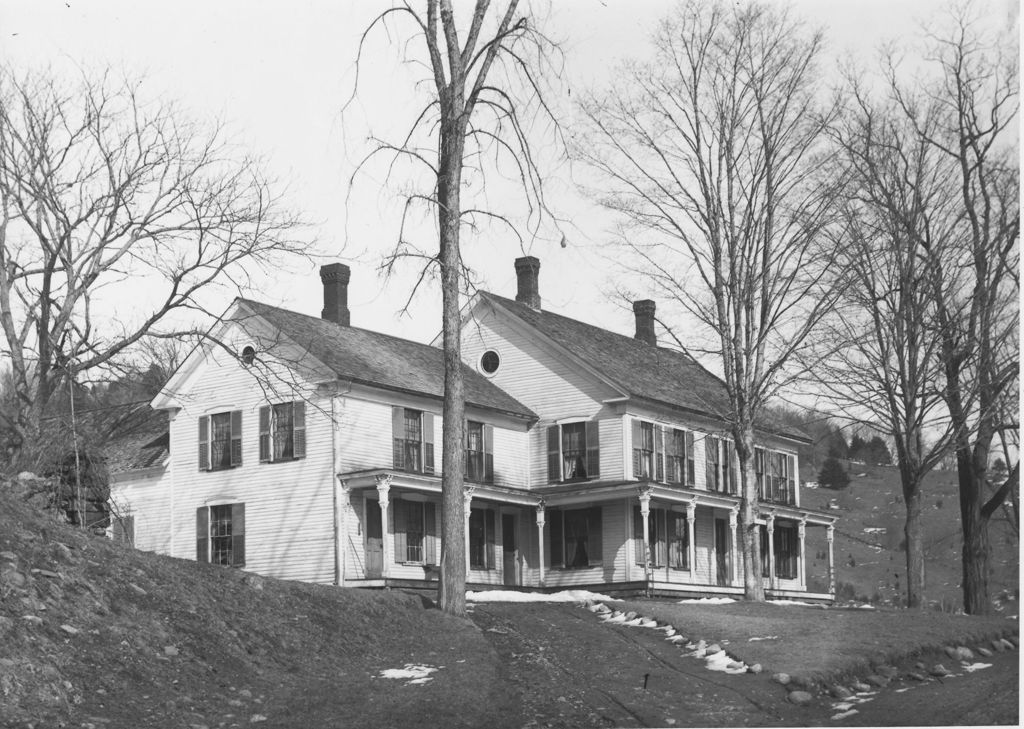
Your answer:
[241,346,256,366]
[480,350,500,375]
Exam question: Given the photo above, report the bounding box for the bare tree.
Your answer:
[817,83,958,607]
[349,1,560,616]
[0,67,306,469]
[574,0,842,600]
[876,7,1018,614]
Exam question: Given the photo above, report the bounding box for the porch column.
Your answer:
[798,519,807,588]
[686,500,697,578]
[729,505,739,585]
[463,485,475,575]
[535,501,546,587]
[766,513,776,591]
[376,474,392,578]
[827,524,835,595]
[638,487,652,583]
[335,478,351,586]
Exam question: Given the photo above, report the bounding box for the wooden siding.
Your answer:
[110,469,172,554]
[165,339,336,584]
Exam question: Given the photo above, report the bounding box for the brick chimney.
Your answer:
[320,263,351,326]
[633,299,656,346]
[514,256,541,309]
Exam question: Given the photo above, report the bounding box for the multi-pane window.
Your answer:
[760,523,798,579]
[632,420,657,480]
[465,421,494,483]
[198,411,242,471]
[195,503,245,567]
[548,507,602,569]
[666,429,695,486]
[633,507,690,569]
[705,436,735,494]
[393,498,437,564]
[469,507,496,569]
[392,407,435,475]
[259,401,306,462]
[547,422,600,482]
[756,448,796,505]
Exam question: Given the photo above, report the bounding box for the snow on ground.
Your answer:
[466,589,619,603]
[962,662,993,673]
[747,635,779,641]
[704,650,747,674]
[768,600,816,606]
[677,597,736,604]
[379,664,440,685]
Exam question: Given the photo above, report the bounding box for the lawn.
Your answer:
[609,598,1017,682]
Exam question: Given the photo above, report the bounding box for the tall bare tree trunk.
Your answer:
[737,427,764,601]
[902,484,925,608]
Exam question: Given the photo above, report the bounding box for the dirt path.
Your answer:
[471,602,1019,728]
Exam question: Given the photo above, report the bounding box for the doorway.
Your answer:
[502,513,519,586]
[365,499,383,579]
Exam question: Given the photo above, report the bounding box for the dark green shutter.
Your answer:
[392,407,405,470]
[196,506,209,562]
[655,425,664,482]
[392,499,406,563]
[548,509,563,567]
[424,502,437,565]
[485,509,496,569]
[259,406,271,462]
[653,510,666,567]
[685,431,695,485]
[230,410,243,466]
[422,412,435,474]
[585,420,600,478]
[546,426,561,482]
[483,424,494,483]
[198,416,210,471]
[587,507,602,565]
[292,401,306,459]
[706,436,717,490]
[231,503,246,567]
[631,419,643,478]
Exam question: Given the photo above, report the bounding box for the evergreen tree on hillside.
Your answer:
[866,436,893,465]
[818,457,851,489]
[849,435,867,462]
[825,429,849,459]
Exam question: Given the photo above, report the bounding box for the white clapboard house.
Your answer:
[110,259,837,600]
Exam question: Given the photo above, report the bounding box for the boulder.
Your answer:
[829,685,852,699]
[929,664,950,677]
[623,611,638,620]
[907,672,927,681]
[748,664,763,674]
[705,643,722,655]
[851,681,871,692]
[999,638,1015,651]
[976,646,993,658]
[991,639,1006,653]
[1007,636,1019,648]
[60,624,78,636]
[954,647,974,662]
[163,645,180,657]
[865,675,889,688]
[787,690,813,706]
[0,551,17,563]
[943,645,960,660]
[772,672,791,686]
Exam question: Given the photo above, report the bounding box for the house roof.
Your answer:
[66,401,170,474]
[238,299,536,420]
[479,292,809,443]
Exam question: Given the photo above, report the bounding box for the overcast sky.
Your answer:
[0,0,1017,372]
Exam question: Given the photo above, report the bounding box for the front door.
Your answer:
[502,513,519,586]
[714,518,728,586]
[365,499,383,579]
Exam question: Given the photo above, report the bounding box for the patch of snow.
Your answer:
[379,664,439,685]
[854,603,876,609]
[678,597,735,605]
[466,589,618,603]
[863,527,886,534]
[962,662,992,673]
[832,702,854,711]
[831,709,859,720]
[768,600,815,606]
[747,635,779,642]
[704,650,746,674]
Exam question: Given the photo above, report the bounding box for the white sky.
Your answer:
[0,0,1017,372]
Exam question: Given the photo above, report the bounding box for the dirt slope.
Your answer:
[0,476,510,729]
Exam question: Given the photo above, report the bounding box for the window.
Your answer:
[465,421,494,483]
[666,429,695,486]
[196,503,245,567]
[469,508,496,569]
[760,523,798,579]
[479,350,500,375]
[259,401,306,462]
[393,498,437,564]
[631,420,661,481]
[756,448,796,505]
[549,507,602,569]
[198,411,242,471]
[705,436,735,494]
[392,407,435,474]
[633,507,690,569]
[546,421,600,482]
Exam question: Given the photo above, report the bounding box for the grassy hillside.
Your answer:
[0,476,512,729]
[800,462,1019,613]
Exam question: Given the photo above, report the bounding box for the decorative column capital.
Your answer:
[375,474,392,500]
[686,498,697,519]
[826,524,835,542]
[535,499,546,527]
[336,476,352,493]
[798,518,807,538]
[637,486,653,515]
[729,504,739,528]
[463,484,476,509]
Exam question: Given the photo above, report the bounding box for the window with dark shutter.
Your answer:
[546,425,561,482]
[196,507,208,562]
[469,507,497,570]
[230,410,243,467]
[668,512,689,569]
[198,417,210,471]
[585,421,600,478]
[259,406,271,462]
[231,503,246,567]
[685,431,695,486]
[424,502,437,564]
[392,499,407,563]
[422,412,435,474]
[654,425,665,482]
[292,402,306,459]
[706,436,720,491]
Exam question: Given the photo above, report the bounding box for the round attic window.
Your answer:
[241,345,257,366]
[480,350,500,375]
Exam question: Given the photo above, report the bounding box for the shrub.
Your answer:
[818,456,851,489]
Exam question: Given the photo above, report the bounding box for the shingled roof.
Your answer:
[479,292,808,443]
[238,299,535,420]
